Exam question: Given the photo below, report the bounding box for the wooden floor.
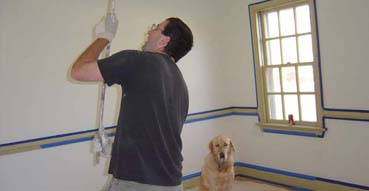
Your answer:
[185,177,293,191]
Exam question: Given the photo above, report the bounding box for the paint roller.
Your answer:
[92,0,117,163]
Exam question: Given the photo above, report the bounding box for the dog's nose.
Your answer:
[219,152,225,159]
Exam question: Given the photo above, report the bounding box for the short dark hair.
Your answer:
[162,17,193,62]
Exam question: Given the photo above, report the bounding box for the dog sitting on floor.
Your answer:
[200,135,235,191]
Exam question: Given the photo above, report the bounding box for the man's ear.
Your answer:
[158,36,171,49]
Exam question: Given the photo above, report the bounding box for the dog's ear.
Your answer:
[230,141,235,152]
[208,140,213,153]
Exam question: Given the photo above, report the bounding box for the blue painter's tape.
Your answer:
[40,132,117,149]
[187,106,257,116]
[182,172,201,181]
[1,106,323,151]
[235,174,308,190]
[324,108,369,113]
[289,187,313,191]
[232,112,258,116]
[2,107,253,149]
[40,136,93,149]
[234,162,316,180]
[324,116,369,122]
[0,126,116,148]
[0,129,95,147]
[182,163,369,191]
[185,113,233,124]
[263,129,318,138]
[231,106,257,110]
[316,177,369,190]
[187,107,233,116]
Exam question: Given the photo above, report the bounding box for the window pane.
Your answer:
[279,8,295,36]
[266,39,281,65]
[284,94,299,120]
[298,34,314,62]
[265,11,279,38]
[266,68,281,92]
[281,37,297,64]
[298,65,315,92]
[296,5,311,34]
[282,66,297,92]
[301,95,317,121]
[268,95,283,120]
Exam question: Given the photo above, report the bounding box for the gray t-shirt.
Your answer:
[98,50,188,186]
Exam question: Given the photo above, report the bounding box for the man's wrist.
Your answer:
[96,37,110,44]
[96,33,114,43]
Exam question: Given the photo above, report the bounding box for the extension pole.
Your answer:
[94,0,116,160]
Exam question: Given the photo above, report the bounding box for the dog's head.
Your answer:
[208,135,235,164]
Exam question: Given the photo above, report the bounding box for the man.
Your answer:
[71,15,193,191]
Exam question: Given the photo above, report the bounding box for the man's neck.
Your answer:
[144,49,175,62]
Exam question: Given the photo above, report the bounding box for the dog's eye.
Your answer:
[215,144,220,147]
[224,143,228,147]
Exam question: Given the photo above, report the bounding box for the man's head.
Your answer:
[142,17,193,62]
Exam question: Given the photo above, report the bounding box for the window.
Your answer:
[249,0,324,136]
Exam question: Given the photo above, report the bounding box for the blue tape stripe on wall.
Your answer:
[263,129,317,137]
[0,129,96,147]
[236,174,311,191]
[185,113,234,124]
[40,136,93,148]
[183,162,369,190]
[40,132,117,149]
[324,108,369,113]
[289,187,313,191]
[187,106,257,116]
[324,116,369,122]
[1,108,256,148]
[232,112,258,116]
[235,162,369,190]
[182,172,201,181]
[187,107,233,116]
[0,126,116,147]
[234,162,316,180]
[6,105,369,149]
[316,177,369,190]
[3,106,369,149]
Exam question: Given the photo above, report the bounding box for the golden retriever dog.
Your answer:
[200,135,235,191]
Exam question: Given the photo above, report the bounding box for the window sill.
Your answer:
[257,123,326,137]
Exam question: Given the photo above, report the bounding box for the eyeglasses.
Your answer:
[150,24,163,32]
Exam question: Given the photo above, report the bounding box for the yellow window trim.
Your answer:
[257,123,326,136]
[250,0,324,136]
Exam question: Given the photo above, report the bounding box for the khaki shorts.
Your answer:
[106,178,183,191]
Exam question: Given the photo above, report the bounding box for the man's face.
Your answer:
[142,20,170,52]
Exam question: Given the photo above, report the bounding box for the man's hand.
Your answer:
[71,14,117,82]
[95,13,118,42]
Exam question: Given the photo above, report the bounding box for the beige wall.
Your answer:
[0,0,232,143]
[1,0,369,190]
[227,0,369,187]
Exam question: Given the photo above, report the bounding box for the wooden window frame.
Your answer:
[249,0,325,136]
